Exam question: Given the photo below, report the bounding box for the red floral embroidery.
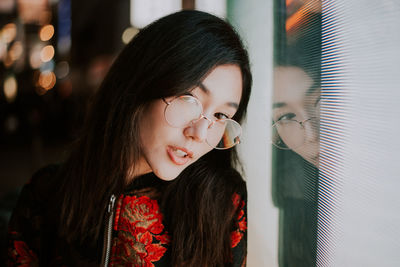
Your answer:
[231,193,247,248]
[110,195,170,267]
[8,240,38,267]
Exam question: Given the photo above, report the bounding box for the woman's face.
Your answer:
[137,64,243,181]
[273,66,320,167]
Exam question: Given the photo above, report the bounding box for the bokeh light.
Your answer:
[17,0,51,25]
[3,53,13,67]
[40,59,55,72]
[40,45,54,62]
[39,24,54,41]
[1,23,17,43]
[122,27,139,44]
[38,70,56,91]
[30,44,42,68]
[55,61,69,79]
[3,75,18,103]
[9,41,23,61]
[0,40,7,60]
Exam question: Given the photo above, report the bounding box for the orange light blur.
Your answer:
[286,0,294,7]
[9,41,23,61]
[39,24,54,41]
[35,86,47,95]
[38,70,56,91]
[40,45,54,62]
[2,23,17,43]
[0,41,6,60]
[4,53,13,67]
[286,0,321,33]
[17,0,51,25]
[4,75,18,102]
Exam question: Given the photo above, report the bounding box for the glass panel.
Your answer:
[272,0,321,266]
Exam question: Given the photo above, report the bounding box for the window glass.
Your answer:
[272,0,321,266]
[273,0,400,266]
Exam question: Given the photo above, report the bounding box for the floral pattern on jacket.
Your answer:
[6,166,247,266]
[110,195,170,266]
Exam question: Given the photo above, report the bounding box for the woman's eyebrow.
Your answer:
[198,82,239,109]
[273,102,286,108]
[198,82,210,94]
[306,81,319,96]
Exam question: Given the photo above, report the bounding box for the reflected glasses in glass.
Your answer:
[163,95,241,150]
[272,117,319,150]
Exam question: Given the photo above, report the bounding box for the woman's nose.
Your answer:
[183,117,209,142]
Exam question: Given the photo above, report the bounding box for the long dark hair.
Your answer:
[58,10,252,266]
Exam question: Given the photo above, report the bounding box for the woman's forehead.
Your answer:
[273,66,314,103]
[195,64,242,107]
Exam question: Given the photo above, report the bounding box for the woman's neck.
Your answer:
[126,156,152,183]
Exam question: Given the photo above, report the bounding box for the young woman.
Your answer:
[272,64,320,167]
[271,64,320,266]
[6,10,252,267]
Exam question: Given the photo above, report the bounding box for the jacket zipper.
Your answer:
[101,194,116,267]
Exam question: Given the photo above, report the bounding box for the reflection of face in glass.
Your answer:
[273,66,320,167]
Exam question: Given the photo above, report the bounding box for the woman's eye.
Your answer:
[183,92,194,97]
[215,112,229,120]
[276,112,296,122]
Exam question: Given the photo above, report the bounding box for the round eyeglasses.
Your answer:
[271,117,319,150]
[163,95,242,150]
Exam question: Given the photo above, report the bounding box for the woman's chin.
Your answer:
[152,168,182,181]
[306,155,319,169]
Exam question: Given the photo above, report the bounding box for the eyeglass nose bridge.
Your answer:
[298,118,311,127]
[191,114,215,128]
[298,117,319,127]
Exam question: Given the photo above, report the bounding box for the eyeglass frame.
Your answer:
[271,116,319,150]
[162,95,242,150]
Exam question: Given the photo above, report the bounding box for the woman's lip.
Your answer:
[166,146,193,165]
[175,146,193,158]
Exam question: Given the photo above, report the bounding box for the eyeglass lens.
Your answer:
[272,118,319,149]
[164,96,241,149]
[272,120,306,149]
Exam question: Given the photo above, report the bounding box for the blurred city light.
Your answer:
[17,0,51,25]
[3,53,13,68]
[0,0,15,13]
[57,0,71,55]
[39,24,55,41]
[58,37,71,55]
[55,61,69,79]
[4,75,18,103]
[30,44,43,68]
[38,70,56,91]
[40,45,55,62]
[122,27,139,44]
[9,41,23,61]
[1,23,17,43]
[0,41,6,61]
[130,0,181,28]
[40,59,55,72]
